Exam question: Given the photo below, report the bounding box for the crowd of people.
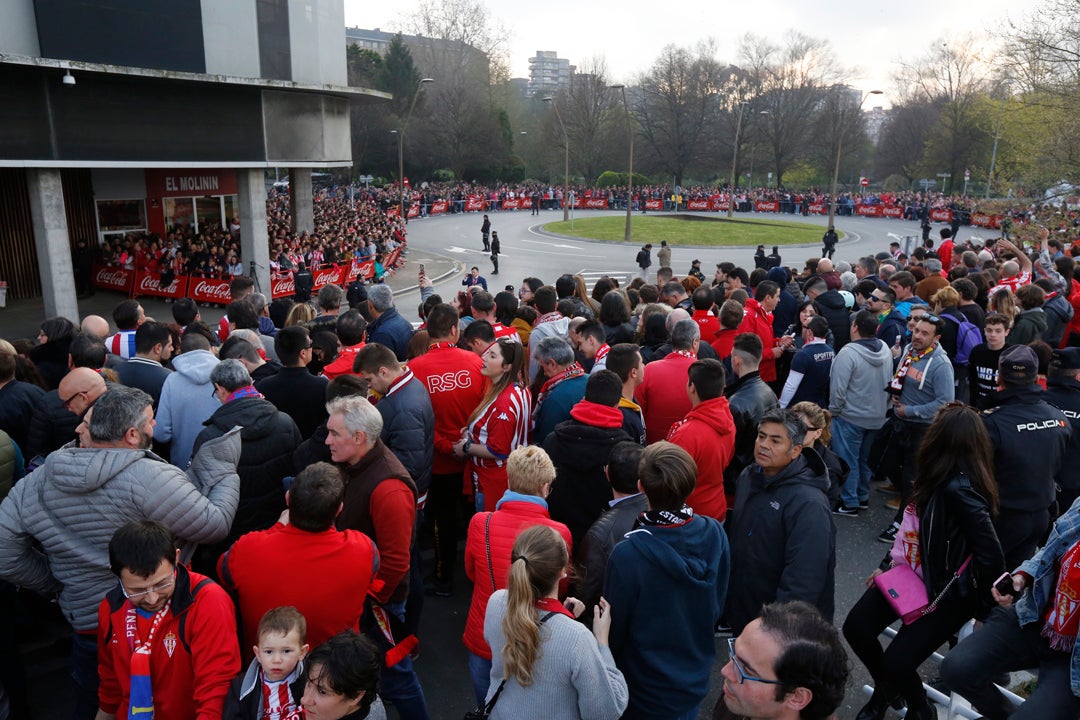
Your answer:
[4,208,1080,720]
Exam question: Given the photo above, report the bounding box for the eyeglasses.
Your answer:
[121,569,176,600]
[60,390,85,410]
[727,637,784,686]
[868,296,886,304]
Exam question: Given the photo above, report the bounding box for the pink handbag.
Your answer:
[875,556,972,625]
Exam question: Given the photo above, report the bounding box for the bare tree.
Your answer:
[874,100,939,184]
[562,57,622,183]
[634,40,725,187]
[741,31,844,188]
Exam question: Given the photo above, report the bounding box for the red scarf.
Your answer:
[534,597,575,619]
[534,363,586,420]
[536,311,563,326]
[594,344,610,362]
[669,349,697,360]
[125,599,172,719]
[1042,539,1080,652]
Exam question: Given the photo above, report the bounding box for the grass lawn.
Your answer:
[543,214,837,246]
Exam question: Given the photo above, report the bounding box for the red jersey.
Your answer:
[408,343,488,474]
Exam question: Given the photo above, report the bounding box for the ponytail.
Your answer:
[500,525,567,686]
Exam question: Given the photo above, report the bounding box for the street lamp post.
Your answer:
[543,96,570,221]
[827,89,882,230]
[396,77,434,220]
[610,84,634,241]
[728,102,747,218]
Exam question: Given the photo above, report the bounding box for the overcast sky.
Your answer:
[345,0,1041,106]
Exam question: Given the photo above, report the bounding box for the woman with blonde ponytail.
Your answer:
[482,525,627,720]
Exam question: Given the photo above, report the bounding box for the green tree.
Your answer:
[377,34,423,117]
[346,45,384,88]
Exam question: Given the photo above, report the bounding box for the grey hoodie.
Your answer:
[155,349,220,467]
[829,337,893,429]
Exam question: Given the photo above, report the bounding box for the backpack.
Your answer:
[942,314,981,365]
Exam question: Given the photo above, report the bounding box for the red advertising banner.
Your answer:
[502,198,521,210]
[881,206,904,218]
[465,196,485,212]
[143,169,238,198]
[808,203,826,214]
[133,270,188,299]
[686,199,710,211]
[584,198,609,209]
[713,200,732,211]
[271,274,295,299]
[386,206,400,218]
[755,201,780,212]
[857,205,882,217]
[93,265,134,294]
[971,213,1002,229]
[929,209,953,222]
[644,199,663,210]
[312,266,344,291]
[430,201,449,214]
[407,205,419,218]
[188,278,233,304]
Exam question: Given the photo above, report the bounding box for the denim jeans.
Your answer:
[831,416,880,509]
[380,601,430,720]
[467,651,493,707]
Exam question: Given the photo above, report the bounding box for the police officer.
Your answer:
[1043,347,1080,513]
[981,344,1070,568]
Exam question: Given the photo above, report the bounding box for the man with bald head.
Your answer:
[57,367,108,422]
[80,315,110,338]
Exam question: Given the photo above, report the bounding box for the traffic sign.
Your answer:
[861,177,869,187]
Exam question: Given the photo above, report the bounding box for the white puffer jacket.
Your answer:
[0,428,241,631]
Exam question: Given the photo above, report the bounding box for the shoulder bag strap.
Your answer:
[485,512,496,594]
[925,554,973,615]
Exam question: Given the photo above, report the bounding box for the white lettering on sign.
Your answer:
[426,371,474,393]
[164,175,221,193]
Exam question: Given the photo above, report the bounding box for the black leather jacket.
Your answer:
[724,371,779,484]
[883,474,1004,619]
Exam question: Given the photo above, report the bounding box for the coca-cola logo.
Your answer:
[139,275,178,293]
[96,269,129,286]
[273,278,296,293]
[192,281,231,300]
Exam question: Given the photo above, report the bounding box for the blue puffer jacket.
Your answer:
[375,371,434,495]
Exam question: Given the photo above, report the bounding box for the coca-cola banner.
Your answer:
[808,203,826,214]
[644,199,664,210]
[501,198,521,210]
[188,278,233,304]
[857,205,883,217]
[313,266,345,291]
[881,206,904,218]
[464,196,485,212]
[386,206,400,218]
[755,201,780,212]
[929,209,953,222]
[713,200,732,211]
[686,199,709,211]
[971,213,1002,229]
[271,274,295,299]
[93,265,134,294]
[430,201,449,214]
[582,198,607,209]
[407,205,419,218]
[133,271,188,299]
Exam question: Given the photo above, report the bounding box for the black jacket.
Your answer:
[256,367,329,438]
[981,385,1070,512]
[190,396,302,573]
[25,389,80,460]
[1043,375,1080,494]
[603,321,637,346]
[542,418,630,549]
[876,309,907,349]
[0,380,46,455]
[815,290,851,349]
[724,372,778,487]
[575,493,649,615]
[727,448,836,633]
[915,474,1004,620]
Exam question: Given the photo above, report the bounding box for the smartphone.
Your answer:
[994,572,1020,598]
[419,264,426,274]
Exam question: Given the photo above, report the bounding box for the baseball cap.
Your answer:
[999,345,1038,386]
[1051,347,1080,372]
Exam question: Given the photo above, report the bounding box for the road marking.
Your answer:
[520,237,585,249]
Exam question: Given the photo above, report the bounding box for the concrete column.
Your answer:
[27,169,79,321]
[288,167,314,234]
[237,169,271,296]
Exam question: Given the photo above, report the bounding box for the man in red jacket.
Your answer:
[407,303,487,596]
[217,462,379,654]
[637,317,700,443]
[737,280,793,388]
[668,359,736,520]
[97,521,239,720]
